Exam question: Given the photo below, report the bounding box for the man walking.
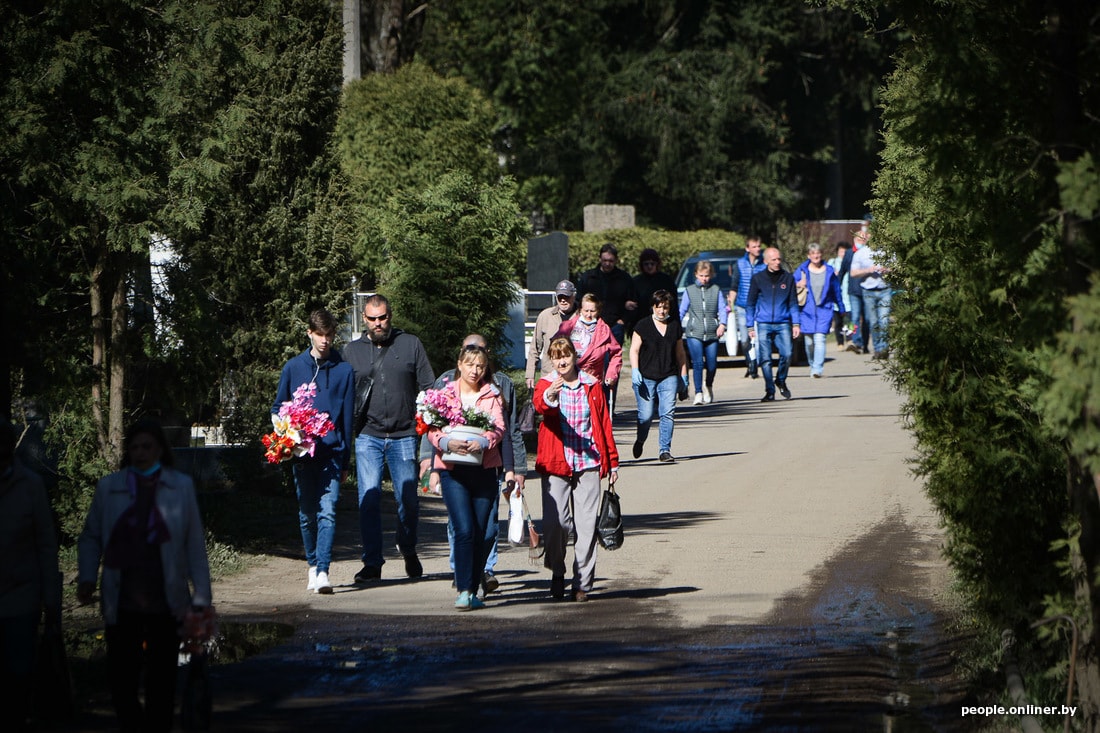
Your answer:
[746,248,801,401]
[526,280,577,390]
[271,309,354,594]
[344,294,435,582]
[577,243,638,345]
[729,236,766,378]
[849,231,892,360]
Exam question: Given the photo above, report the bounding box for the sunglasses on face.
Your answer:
[364,313,390,323]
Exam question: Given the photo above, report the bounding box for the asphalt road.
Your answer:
[73,348,975,732]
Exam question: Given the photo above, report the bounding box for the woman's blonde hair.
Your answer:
[694,259,714,276]
[547,337,577,361]
[456,344,491,381]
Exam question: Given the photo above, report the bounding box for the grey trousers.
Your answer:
[542,469,602,592]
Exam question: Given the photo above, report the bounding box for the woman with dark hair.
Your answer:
[77,419,212,733]
[632,248,678,320]
[534,337,619,602]
[629,290,688,463]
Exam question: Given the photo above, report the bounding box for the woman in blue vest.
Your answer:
[794,243,846,378]
[678,260,728,404]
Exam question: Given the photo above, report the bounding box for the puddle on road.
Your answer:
[206,516,970,732]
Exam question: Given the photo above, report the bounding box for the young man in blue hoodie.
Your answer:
[746,248,802,402]
[272,309,354,594]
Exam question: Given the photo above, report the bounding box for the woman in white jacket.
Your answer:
[78,419,211,733]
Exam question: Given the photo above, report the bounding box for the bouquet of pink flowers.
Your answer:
[415,384,494,436]
[261,382,335,464]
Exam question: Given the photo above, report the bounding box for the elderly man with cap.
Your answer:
[526,280,578,390]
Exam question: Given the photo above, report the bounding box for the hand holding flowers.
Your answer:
[261,382,335,464]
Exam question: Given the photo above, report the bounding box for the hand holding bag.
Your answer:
[596,482,624,551]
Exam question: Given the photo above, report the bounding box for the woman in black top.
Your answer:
[628,290,688,463]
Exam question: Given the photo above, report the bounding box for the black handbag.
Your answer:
[596,483,624,551]
[516,399,536,434]
[180,652,212,731]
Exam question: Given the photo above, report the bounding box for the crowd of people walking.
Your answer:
[29,228,891,729]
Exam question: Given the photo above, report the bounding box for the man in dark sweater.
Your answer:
[344,294,435,583]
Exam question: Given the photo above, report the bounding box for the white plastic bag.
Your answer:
[508,492,524,545]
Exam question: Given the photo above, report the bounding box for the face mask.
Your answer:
[579,317,597,326]
[653,312,670,322]
[131,462,162,477]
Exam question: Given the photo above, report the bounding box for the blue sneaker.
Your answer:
[455,591,471,609]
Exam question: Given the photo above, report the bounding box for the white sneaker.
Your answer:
[693,392,703,405]
[314,570,333,594]
[307,566,318,591]
[702,386,712,404]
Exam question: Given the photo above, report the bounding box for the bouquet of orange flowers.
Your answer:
[261,382,334,464]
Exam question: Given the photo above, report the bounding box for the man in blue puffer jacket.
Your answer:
[746,248,802,402]
[272,309,354,595]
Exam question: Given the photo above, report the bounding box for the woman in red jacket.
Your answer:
[554,294,623,390]
[533,337,619,602]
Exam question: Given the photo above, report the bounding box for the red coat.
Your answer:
[553,317,623,384]
[533,372,619,479]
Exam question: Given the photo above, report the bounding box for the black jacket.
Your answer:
[343,329,435,439]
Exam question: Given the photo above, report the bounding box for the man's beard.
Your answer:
[368,325,392,343]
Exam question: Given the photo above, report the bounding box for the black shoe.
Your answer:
[632,439,644,459]
[777,381,791,400]
[402,551,423,578]
[551,575,565,600]
[658,452,675,463]
[482,572,499,594]
[760,393,775,402]
[354,564,381,584]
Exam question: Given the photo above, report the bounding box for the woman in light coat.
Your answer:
[78,419,211,733]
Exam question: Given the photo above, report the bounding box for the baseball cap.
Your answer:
[555,280,576,297]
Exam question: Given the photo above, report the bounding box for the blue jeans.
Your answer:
[862,288,892,353]
[756,323,792,395]
[734,306,751,359]
[440,466,497,594]
[448,478,501,573]
[804,332,828,376]
[848,291,865,349]
[292,457,341,573]
[634,374,679,453]
[355,434,419,567]
[685,338,719,391]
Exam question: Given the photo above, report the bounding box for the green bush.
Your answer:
[564,228,744,279]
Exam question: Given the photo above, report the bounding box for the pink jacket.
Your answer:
[554,317,623,384]
[426,380,505,470]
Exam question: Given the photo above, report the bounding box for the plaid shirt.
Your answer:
[556,373,601,473]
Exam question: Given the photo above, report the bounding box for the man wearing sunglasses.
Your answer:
[525,280,578,390]
[345,294,436,584]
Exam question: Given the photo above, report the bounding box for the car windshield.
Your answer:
[676,258,738,292]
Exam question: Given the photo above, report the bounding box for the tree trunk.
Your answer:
[90,250,128,468]
[90,257,109,457]
[360,0,424,74]
[108,263,127,465]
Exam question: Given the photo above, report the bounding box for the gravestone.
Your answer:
[583,204,635,232]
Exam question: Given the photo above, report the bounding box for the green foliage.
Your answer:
[41,400,111,543]
[858,0,1099,650]
[336,61,499,281]
[420,0,898,230]
[378,172,530,372]
[1040,277,1100,480]
[565,228,745,279]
